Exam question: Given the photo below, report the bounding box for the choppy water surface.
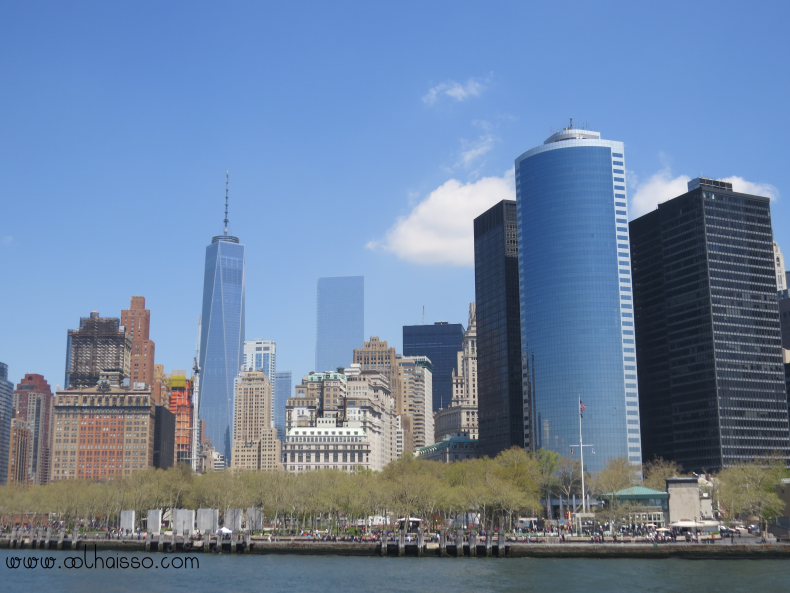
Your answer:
[2,549,788,593]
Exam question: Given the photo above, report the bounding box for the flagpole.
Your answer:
[579,394,586,513]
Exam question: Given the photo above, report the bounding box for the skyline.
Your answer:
[2,2,789,394]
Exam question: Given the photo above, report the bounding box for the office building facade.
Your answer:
[403,321,464,412]
[153,405,175,470]
[435,303,479,442]
[198,187,246,461]
[51,381,156,480]
[243,339,276,378]
[272,371,292,441]
[0,362,12,485]
[7,412,30,484]
[775,242,787,291]
[121,297,160,402]
[231,370,280,471]
[12,373,53,485]
[516,125,641,472]
[474,200,524,457]
[780,292,790,349]
[315,276,364,372]
[398,355,434,449]
[630,177,790,471]
[65,312,132,389]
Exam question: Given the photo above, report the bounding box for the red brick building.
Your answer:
[12,374,53,485]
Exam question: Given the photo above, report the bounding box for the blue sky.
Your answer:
[1,1,788,389]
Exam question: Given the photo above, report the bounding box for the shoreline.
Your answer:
[2,537,789,559]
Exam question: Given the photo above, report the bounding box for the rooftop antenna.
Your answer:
[422,306,425,325]
[224,171,229,236]
[569,117,573,129]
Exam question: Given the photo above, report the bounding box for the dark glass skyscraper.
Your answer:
[315,276,364,372]
[630,177,790,472]
[0,362,13,485]
[198,178,245,460]
[403,322,464,412]
[516,125,641,473]
[474,200,524,456]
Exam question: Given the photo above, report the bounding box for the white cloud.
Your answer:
[457,134,494,168]
[630,169,780,219]
[367,170,515,266]
[630,168,691,219]
[719,176,779,200]
[1,236,12,245]
[423,78,485,105]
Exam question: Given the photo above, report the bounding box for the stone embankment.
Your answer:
[2,532,789,559]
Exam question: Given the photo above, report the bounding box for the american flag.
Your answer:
[580,401,586,417]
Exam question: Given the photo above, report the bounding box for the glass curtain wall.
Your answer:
[199,237,245,459]
[516,130,641,473]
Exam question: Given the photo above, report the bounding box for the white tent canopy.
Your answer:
[218,527,233,534]
[669,520,720,529]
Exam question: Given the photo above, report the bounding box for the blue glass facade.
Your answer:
[0,362,12,485]
[199,236,245,460]
[403,322,464,412]
[516,129,641,473]
[272,371,292,442]
[315,276,364,372]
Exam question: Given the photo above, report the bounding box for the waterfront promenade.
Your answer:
[2,531,788,559]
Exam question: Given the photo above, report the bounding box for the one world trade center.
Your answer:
[198,174,245,462]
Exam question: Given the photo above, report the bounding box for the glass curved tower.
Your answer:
[198,177,245,461]
[516,125,641,472]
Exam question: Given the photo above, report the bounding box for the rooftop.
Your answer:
[601,486,669,500]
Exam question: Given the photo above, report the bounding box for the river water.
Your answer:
[2,549,788,592]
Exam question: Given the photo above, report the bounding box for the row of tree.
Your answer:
[0,449,786,532]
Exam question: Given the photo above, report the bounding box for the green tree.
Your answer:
[717,460,786,536]
[642,457,684,491]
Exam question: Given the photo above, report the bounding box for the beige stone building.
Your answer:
[283,367,399,472]
[231,370,281,471]
[435,303,478,442]
[352,337,416,453]
[397,356,434,449]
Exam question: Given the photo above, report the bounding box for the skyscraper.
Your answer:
[243,339,276,429]
[231,370,280,471]
[774,242,787,291]
[0,362,12,485]
[630,177,790,472]
[272,371,292,441]
[403,322,464,412]
[65,312,132,388]
[315,276,364,372]
[243,339,276,378]
[474,201,524,456]
[397,355,434,449]
[516,124,641,472]
[121,296,158,399]
[12,374,53,485]
[198,175,246,460]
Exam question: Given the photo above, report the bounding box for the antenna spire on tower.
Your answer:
[224,171,229,235]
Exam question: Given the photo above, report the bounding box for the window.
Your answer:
[612,153,623,158]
